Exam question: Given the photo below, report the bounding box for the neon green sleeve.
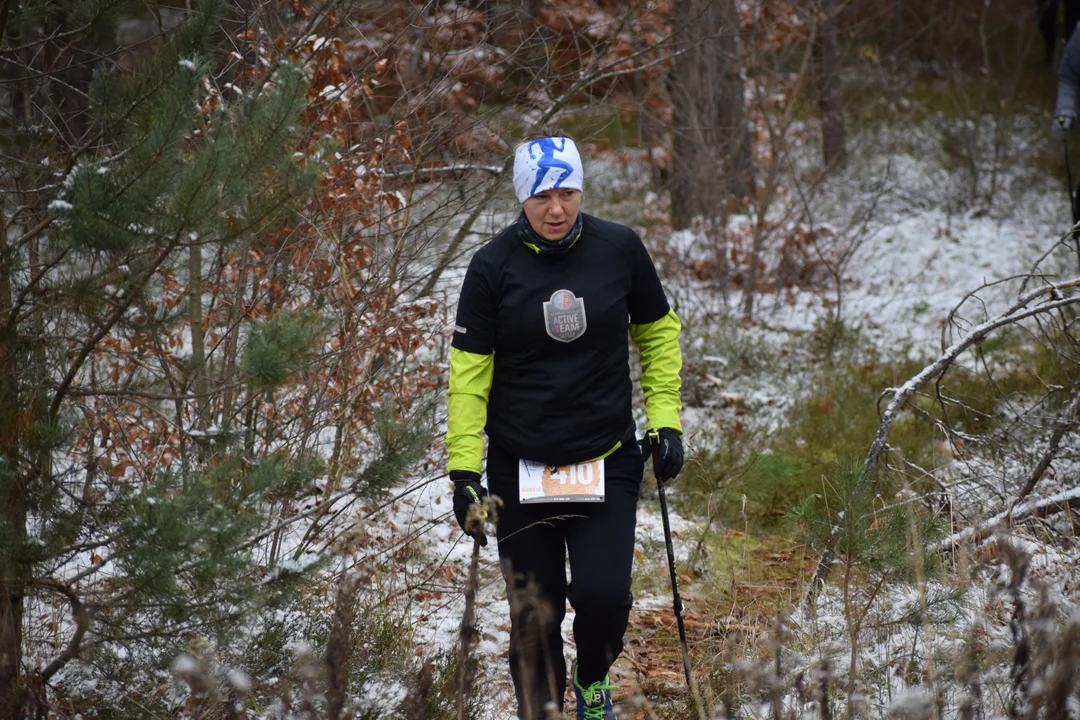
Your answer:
[629,309,683,433]
[446,346,494,473]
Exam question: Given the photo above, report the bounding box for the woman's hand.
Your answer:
[450,470,489,546]
[646,428,684,482]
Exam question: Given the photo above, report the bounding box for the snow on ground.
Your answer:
[373,136,1080,717]
[665,154,1067,360]
[378,466,701,718]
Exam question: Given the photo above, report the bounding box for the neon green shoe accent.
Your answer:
[573,665,617,719]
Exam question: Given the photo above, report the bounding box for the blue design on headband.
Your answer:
[528,138,575,197]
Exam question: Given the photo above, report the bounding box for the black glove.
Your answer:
[450,470,488,547]
[1054,113,1076,141]
[645,428,684,482]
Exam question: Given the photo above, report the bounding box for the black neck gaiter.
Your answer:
[516,211,583,255]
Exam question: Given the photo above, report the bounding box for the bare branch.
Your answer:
[30,578,89,682]
[1010,392,1080,507]
[932,488,1080,553]
[860,279,1080,488]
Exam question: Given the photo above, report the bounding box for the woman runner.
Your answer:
[445,131,684,720]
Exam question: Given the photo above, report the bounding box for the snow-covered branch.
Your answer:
[860,278,1080,488]
[375,163,505,180]
[931,486,1080,552]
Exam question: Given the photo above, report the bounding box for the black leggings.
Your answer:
[487,439,644,720]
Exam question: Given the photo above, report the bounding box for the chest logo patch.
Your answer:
[543,289,587,343]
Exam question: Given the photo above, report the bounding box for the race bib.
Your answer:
[518,458,606,504]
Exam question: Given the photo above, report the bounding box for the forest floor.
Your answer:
[371,125,1080,718]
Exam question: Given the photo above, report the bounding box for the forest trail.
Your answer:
[611,532,816,713]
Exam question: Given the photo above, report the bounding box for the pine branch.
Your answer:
[48,240,178,420]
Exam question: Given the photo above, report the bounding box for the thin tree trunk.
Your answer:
[43,1,109,147]
[891,0,905,58]
[242,254,260,461]
[812,0,847,169]
[219,242,251,431]
[669,0,701,229]
[633,42,665,190]
[0,215,27,718]
[324,310,354,500]
[189,243,209,438]
[741,221,768,320]
[0,13,33,707]
[740,21,816,322]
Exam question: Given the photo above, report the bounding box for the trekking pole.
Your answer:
[1064,139,1080,274]
[656,478,707,720]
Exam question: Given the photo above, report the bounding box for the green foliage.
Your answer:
[78,457,320,693]
[678,319,1073,544]
[356,397,437,498]
[808,315,869,367]
[201,451,324,505]
[113,469,269,622]
[62,0,316,260]
[741,451,807,519]
[792,463,943,580]
[677,357,938,533]
[0,1,331,709]
[242,314,325,393]
[783,361,936,485]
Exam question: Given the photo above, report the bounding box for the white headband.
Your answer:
[513,137,584,203]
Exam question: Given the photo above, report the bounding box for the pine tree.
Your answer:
[0,1,326,714]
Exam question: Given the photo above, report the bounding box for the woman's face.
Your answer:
[522,188,582,241]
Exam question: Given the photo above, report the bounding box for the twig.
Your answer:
[457,496,499,719]
[457,536,481,720]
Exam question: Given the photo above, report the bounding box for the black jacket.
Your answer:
[451,213,671,466]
